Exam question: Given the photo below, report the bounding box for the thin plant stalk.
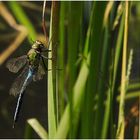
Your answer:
[47,1,59,138]
[116,1,129,138]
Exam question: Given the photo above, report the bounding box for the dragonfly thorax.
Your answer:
[27,49,40,70]
[27,40,47,72]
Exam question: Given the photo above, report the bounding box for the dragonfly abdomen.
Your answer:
[13,68,34,128]
[17,68,33,95]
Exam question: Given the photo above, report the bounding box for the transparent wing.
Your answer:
[6,55,27,73]
[9,66,32,96]
[33,64,45,81]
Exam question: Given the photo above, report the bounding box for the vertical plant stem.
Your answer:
[58,1,66,118]
[48,1,59,138]
[116,1,129,139]
[100,22,110,139]
[42,0,48,41]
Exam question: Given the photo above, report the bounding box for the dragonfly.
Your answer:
[6,40,51,128]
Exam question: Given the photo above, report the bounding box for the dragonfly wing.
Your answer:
[33,64,45,81]
[9,66,33,96]
[6,55,27,73]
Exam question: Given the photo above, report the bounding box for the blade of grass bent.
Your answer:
[8,1,37,40]
[0,2,28,65]
[27,118,48,139]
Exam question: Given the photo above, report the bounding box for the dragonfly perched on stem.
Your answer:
[6,1,52,128]
[6,2,52,128]
[6,40,51,128]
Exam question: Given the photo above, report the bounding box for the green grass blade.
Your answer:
[80,3,93,138]
[24,122,33,138]
[117,91,140,101]
[58,1,66,118]
[47,2,59,138]
[112,3,125,93]
[116,2,129,138]
[100,22,111,139]
[66,2,83,138]
[84,2,107,138]
[128,83,140,90]
[27,118,48,139]
[101,3,125,138]
[54,54,90,138]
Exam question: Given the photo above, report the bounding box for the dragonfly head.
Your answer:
[32,40,45,51]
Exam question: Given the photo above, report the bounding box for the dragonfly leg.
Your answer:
[41,55,52,60]
[42,49,52,52]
